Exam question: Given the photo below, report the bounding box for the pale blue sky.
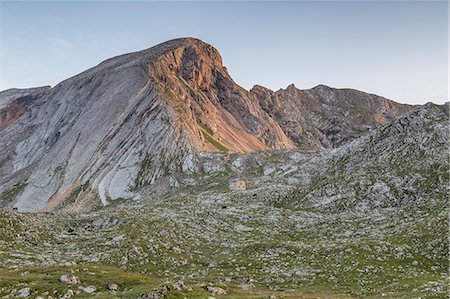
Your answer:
[0,1,448,104]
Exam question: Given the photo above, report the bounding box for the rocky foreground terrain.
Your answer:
[0,38,448,298]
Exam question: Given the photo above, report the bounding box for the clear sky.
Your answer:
[0,1,448,104]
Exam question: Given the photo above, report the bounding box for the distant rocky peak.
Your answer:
[250,84,273,94]
[285,83,297,91]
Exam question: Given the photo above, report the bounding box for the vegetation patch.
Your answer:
[0,181,27,202]
[133,153,153,189]
[201,129,229,152]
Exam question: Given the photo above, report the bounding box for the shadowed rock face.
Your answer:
[251,84,413,149]
[0,38,414,211]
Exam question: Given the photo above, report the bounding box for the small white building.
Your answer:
[230,178,246,191]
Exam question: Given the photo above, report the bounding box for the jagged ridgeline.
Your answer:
[0,38,416,211]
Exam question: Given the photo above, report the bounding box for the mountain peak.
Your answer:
[75,37,223,83]
[250,84,274,94]
[143,37,223,66]
[286,83,297,90]
[311,84,332,90]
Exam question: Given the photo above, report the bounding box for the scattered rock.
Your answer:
[138,285,170,299]
[171,281,191,291]
[60,289,74,299]
[206,286,227,295]
[15,287,30,298]
[78,286,96,294]
[59,274,80,285]
[172,281,183,291]
[107,283,118,291]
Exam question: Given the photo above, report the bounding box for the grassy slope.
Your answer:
[0,265,351,299]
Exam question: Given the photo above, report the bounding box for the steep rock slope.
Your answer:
[251,84,413,149]
[0,87,52,201]
[2,40,205,211]
[0,38,413,211]
[148,39,295,152]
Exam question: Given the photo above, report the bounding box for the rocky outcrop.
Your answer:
[285,102,449,211]
[0,38,415,211]
[149,38,294,152]
[251,83,413,149]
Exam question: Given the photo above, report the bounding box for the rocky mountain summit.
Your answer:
[0,38,415,212]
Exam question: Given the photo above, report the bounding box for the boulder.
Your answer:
[206,286,227,295]
[107,283,118,291]
[138,285,170,299]
[59,274,80,285]
[15,287,30,298]
[78,286,96,294]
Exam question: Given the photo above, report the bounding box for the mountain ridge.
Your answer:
[0,37,415,211]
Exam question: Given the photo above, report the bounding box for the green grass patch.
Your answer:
[201,130,229,152]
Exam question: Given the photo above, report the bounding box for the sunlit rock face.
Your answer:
[0,38,415,211]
